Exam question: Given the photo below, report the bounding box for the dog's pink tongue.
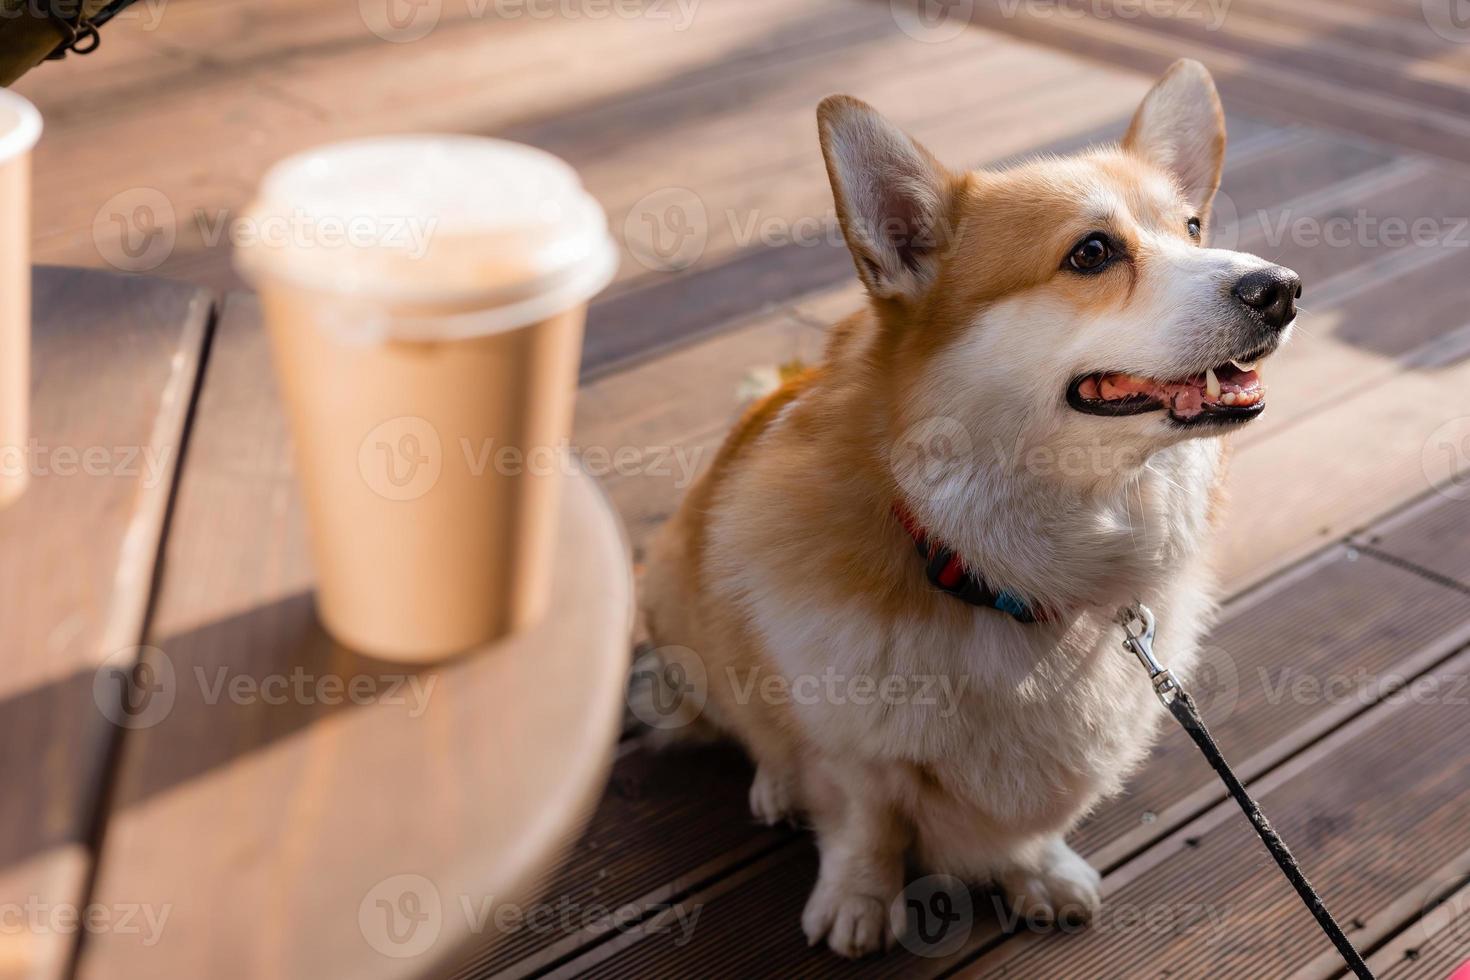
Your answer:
[1097,372,1206,417]
[1218,364,1262,390]
[1098,375,1157,400]
[1171,387,1205,417]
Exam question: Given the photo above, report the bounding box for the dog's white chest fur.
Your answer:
[711,439,1219,851]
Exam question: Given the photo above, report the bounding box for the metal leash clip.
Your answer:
[1115,601,1182,707]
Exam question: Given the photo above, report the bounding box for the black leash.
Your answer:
[1117,603,1376,980]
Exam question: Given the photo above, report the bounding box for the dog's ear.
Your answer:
[1123,59,1225,215]
[818,95,954,302]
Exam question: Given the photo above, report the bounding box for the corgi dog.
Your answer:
[639,60,1299,957]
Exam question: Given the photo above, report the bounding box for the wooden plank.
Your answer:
[1355,494,1470,589]
[250,0,890,125]
[1211,156,1470,449]
[1213,131,1397,233]
[76,296,634,980]
[1219,353,1470,589]
[960,646,1470,978]
[582,49,1152,372]
[1224,0,1470,66]
[583,244,856,381]
[23,0,735,121]
[589,43,1117,287]
[443,742,783,980]
[16,72,326,291]
[1231,159,1470,294]
[500,4,996,213]
[1290,849,1470,977]
[1076,0,1470,114]
[576,307,829,559]
[0,267,211,980]
[1068,543,1470,864]
[23,1,884,289]
[1323,0,1449,22]
[1370,864,1470,978]
[953,0,1470,166]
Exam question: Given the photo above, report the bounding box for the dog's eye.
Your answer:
[1068,233,1113,272]
[1187,217,1202,240]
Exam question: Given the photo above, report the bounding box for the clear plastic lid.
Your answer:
[235,135,617,338]
[0,89,42,163]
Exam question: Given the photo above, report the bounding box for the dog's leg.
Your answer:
[628,643,723,747]
[800,766,909,957]
[997,835,1102,926]
[728,704,801,826]
[749,762,797,826]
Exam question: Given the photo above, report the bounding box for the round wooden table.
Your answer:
[3,267,634,980]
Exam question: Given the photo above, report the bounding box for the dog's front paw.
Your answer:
[802,882,893,958]
[749,765,796,826]
[999,840,1102,927]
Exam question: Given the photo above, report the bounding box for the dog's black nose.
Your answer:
[1232,266,1300,331]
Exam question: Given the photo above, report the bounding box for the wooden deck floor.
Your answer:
[14,0,1470,976]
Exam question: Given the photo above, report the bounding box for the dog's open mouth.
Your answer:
[1067,357,1266,426]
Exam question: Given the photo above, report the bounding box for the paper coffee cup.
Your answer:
[236,136,616,661]
[0,90,40,509]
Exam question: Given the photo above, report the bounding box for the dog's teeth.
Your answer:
[1231,358,1257,372]
[1222,392,1238,405]
[1205,367,1221,398]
